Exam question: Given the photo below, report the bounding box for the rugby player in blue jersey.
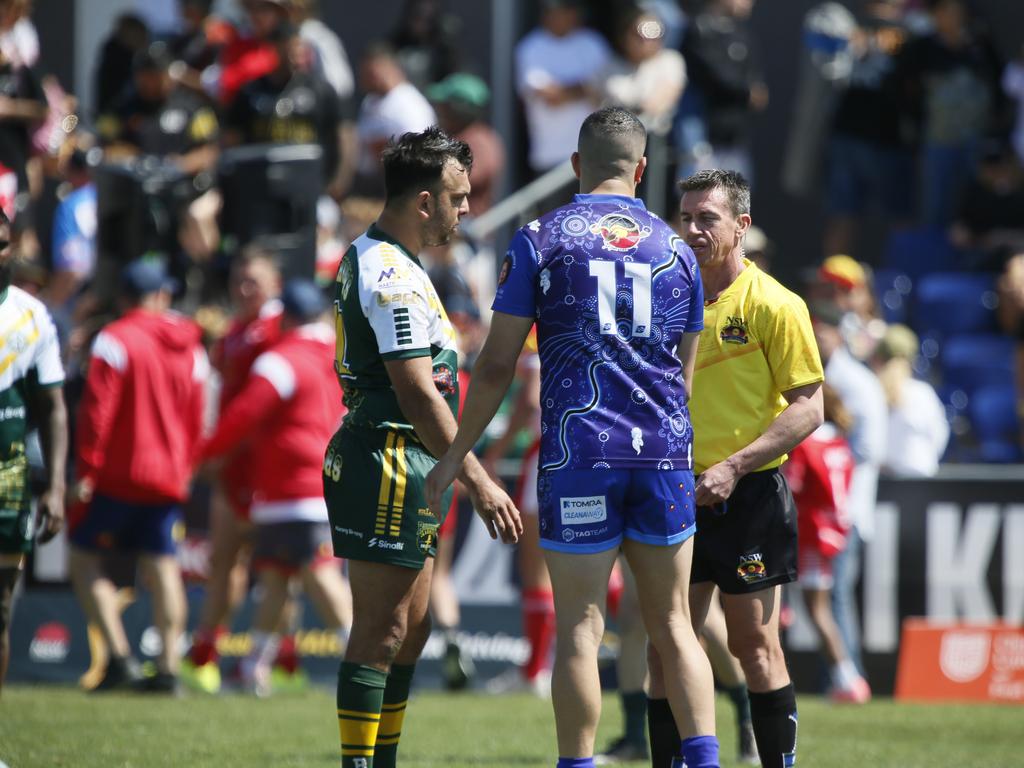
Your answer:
[427,107,719,768]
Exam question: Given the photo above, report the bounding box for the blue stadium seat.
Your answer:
[912,273,998,339]
[969,384,1021,463]
[873,269,912,324]
[882,227,959,281]
[940,334,1014,396]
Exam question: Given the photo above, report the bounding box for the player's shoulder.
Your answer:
[746,264,809,313]
[3,285,57,331]
[351,231,416,280]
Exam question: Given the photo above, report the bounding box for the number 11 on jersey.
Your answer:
[589,259,652,338]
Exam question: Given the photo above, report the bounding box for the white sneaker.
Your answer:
[485,666,551,698]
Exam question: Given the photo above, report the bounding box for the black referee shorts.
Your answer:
[690,468,797,594]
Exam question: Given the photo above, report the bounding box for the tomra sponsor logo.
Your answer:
[29,622,70,662]
[560,496,608,525]
[367,537,404,551]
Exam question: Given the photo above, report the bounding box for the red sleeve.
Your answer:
[200,374,280,460]
[76,334,126,485]
[783,442,808,496]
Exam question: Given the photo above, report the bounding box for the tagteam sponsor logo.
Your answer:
[560,496,608,525]
[562,525,610,543]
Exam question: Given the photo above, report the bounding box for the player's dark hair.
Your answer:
[0,207,9,227]
[578,107,646,155]
[678,168,751,217]
[382,127,473,203]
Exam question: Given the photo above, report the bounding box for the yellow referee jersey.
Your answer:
[691,259,824,474]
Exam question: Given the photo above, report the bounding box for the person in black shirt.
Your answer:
[96,42,219,177]
[0,43,46,223]
[682,0,768,183]
[225,23,354,197]
[823,0,917,257]
[950,141,1024,270]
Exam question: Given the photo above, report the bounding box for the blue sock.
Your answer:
[678,735,719,768]
[556,759,595,768]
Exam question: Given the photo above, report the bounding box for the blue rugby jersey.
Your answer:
[492,193,703,471]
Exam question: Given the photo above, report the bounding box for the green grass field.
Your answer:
[0,686,1021,767]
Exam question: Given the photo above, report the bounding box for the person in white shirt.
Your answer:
[870,324,949,478]
[515,0,610,174]
[354,42,436,195]
[596,6,686,137]
[812,302,887,675]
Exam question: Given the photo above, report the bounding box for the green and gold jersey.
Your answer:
[0,286,64,511]
[333,224,459,439]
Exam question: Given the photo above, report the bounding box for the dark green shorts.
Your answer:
[0,505,34,555]
[324,426,451,570]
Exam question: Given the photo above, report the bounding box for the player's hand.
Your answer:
[694,461,740,507]
[36,486,65,544]
[466,477,522,545]
[425,453,461,519]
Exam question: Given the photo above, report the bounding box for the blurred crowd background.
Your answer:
[4,0,1024,475]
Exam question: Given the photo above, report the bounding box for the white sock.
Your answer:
[831,658,861,690]
[247,631,281,669]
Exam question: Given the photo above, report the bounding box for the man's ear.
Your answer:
[417,190,433,222]
[635,156,648,185]
[570,152,581,179]
[736,212,752,242]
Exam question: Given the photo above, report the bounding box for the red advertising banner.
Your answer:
[895,619,1024,703]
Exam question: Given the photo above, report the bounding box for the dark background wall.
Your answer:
[34,0,1024,287]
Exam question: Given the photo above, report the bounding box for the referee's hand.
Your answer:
[694,461,739,507]
[466,478,522,545]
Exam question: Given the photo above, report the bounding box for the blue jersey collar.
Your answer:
[572,193,646,208]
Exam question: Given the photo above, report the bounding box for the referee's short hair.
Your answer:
[678,169,751,217]
[382,127,473,203]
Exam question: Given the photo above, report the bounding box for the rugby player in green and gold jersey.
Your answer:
[324,127,521,768]
[0,209,68,696]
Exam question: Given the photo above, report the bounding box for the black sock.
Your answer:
[748,684,798,767]
[622,690,648,745]
[726,683,752,728]
[646,697,680,768]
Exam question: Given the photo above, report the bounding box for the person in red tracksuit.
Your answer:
[69,259,207,693]
[782,383,871,704]
[183,245,282,692]
[199,278,351,696]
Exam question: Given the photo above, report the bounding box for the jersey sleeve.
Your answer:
[491,229,539,318]
[761,292,824,394]
[31,305,65,387]
[359,251,433,360]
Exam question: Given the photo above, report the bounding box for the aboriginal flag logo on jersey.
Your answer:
[590,214,652,252]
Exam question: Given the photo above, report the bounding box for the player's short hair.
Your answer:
[678,168,751,217]
[236,240,282,274]
[382,127,473,203]
[577,107,646,177]
[0,207,9,227]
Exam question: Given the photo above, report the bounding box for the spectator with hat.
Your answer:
[428,72,505,215]
[68,257,208,693]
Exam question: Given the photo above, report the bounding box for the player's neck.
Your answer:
[375,209,422,258]
[700,251,747,301]
[581,177,636,198]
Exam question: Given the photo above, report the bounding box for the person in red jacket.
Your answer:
[183,244,282,693]
[68,258,207,693]
[200,278,350,696]
[782,383,871,704]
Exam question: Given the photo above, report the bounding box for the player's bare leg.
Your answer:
[301,561,353,642]
[193,491,251,643]
[139,554,187,679]
[0,554,24,696]
[429,524,473,690]
[803,585,869,703]
[624,539,716,761]
[338,559,434,768]
[544,547,618,759]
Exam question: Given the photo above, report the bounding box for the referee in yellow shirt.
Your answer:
[648,169,824,768]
